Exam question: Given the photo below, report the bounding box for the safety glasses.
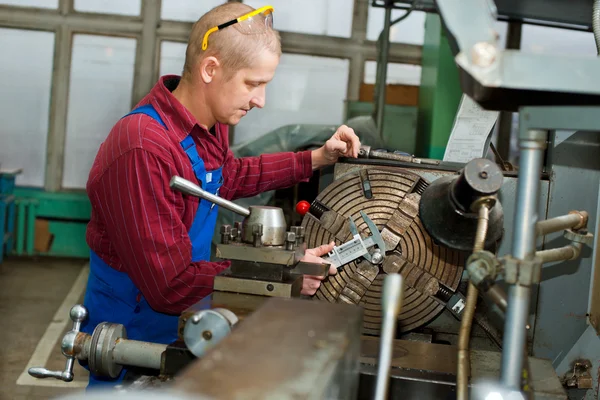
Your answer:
[202,5,274,51]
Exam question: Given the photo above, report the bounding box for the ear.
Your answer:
[199,56,220,84]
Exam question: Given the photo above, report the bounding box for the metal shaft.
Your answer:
[375,2,392,141]
[536,243,581,264]
[501,130,546,389]
[170,176,250,217]
[112,340,167,371]
[535,213,584,237]
[374,273,404,400]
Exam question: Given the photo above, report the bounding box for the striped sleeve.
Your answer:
[93,148,229,314]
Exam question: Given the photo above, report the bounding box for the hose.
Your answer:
[457,205,489,400]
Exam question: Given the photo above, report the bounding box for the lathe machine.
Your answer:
[27,0,600,398]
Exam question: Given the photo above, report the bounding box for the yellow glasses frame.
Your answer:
[201,5,274,51]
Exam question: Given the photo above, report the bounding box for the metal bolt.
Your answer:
[266,284,274,292]
[479,171,488,179]
[202,330,213,341]
[234,222,243,241]
[471,42,497,67]
[371,250,383,264]
[291,226,305,245]
[220,225,231,244]
[253,223,263,247]
[285,231,296,251]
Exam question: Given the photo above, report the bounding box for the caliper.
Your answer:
[323,211,386,269]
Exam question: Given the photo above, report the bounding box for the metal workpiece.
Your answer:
[302,167,464,335]
[183,308,238,358]
[174,297,363,399]
[28,304,88,382]
[170,176,250,217]
[374,273,404,400]
[419,159,504,252]
[111,339,167,371]
[243,206,287,246]
[358,145,440,165]
[535,211,588,237]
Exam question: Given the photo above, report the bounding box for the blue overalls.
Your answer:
[81,104,223,388]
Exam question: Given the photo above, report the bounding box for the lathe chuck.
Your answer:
[301,167,465,335]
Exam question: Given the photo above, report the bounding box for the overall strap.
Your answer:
[125,104,167,129]
[180,135,209,188]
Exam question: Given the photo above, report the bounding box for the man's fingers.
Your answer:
[328,264,338,276]
[334,125,361,158]
[307,241,335,257]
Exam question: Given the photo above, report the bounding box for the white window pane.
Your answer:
[244,0,353,38]
[74,0,140,15]
[0,28,54,187]
[62,35,136,189]
[521,24,596,56]
[367,7,425,44]
[364,61,421,86]
[159,41,187,76]
[234,54,349,144]
[0,0,57,8]
[161,0,225,22]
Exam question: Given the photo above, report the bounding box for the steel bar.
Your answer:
[537,244,581,264]
[501,130,547,390]
[374,273,404,400]
[112,340,167,371]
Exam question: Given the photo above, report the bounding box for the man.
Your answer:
[81,2,361,387]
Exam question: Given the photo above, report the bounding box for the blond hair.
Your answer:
[182,3,281,81]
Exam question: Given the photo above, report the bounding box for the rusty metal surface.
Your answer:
[302,167,465,335]
[173,297,363,399]
[360,337,566,398]
[213,272,302,298]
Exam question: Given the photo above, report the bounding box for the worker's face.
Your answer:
[211,50,279,126]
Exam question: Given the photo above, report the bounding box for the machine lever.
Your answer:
[28,305,88,382]
[170,176,251,217]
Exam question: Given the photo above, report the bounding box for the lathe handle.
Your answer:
[170,176,251,217]
[28,304,88,382]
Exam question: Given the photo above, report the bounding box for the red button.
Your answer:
[296,200,310,216]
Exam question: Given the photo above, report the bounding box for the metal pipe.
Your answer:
[170,176,250,217]
[486,285,508,313]
[374,273,404,400]
[375,2,392,141]
[501,130,546,389]
[457,205,489,400]
[593,0,600,54]
[535,212,586,237]
[537,243,582,264]
[112,340,167,371]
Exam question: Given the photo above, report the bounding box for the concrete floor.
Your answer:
[0,257,90,400]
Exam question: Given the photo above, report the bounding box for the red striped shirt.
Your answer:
[86,75,313,314]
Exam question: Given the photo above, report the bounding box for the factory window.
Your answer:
[244,0,354,38]
[0,28,54,187]
[363,61,421,87]
[366,6,425,44]
[62,34,136,189]
[234,54,350,144]
[73,0,141,16]
[0,0,57,8]
[159,40,187,77]
[160,0,226,22]
[521,24,597,56]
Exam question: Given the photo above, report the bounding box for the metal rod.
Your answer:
[374,273,404,400]
[535,213,585,237]
[112,340,167,371]
[457,205,489,400]
[170,176,250,217]
[375,2,392,141]
[536,243,581,264]
[501,130,547,390]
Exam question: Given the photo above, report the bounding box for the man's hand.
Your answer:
[300,241,337,296]
[312,125,361,170]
